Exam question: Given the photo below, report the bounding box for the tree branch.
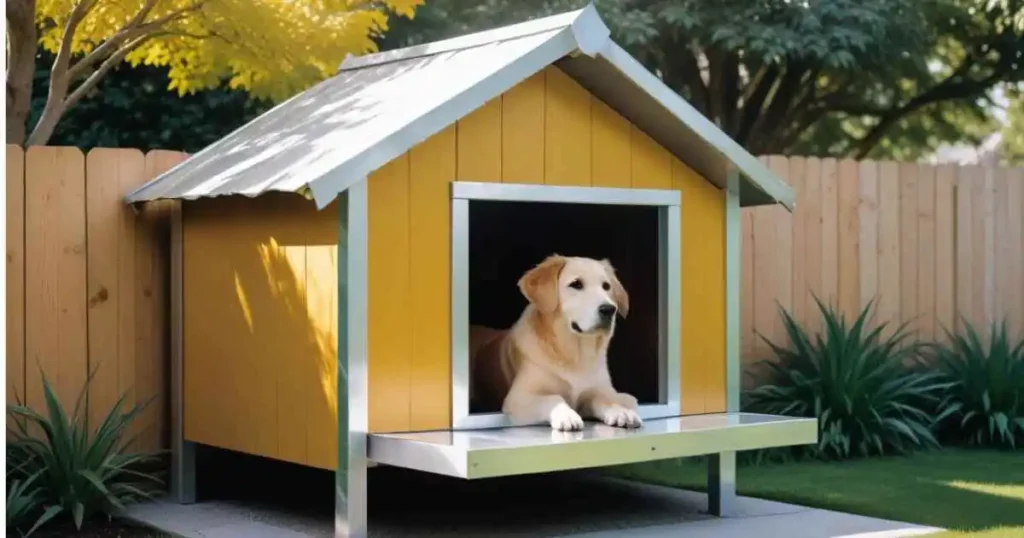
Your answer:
[66,0,203,82]
[64,35,152,111]
[852,59,1004,158]
[734,64,781,144]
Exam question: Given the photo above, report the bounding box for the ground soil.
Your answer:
[32,519,170,538]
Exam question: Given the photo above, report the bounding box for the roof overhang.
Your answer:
[124,3,794,212]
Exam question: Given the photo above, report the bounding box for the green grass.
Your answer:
[608,449,1024,536]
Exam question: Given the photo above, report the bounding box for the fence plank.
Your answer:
[820,159,839,310]
[802,158,823,333]
[994,167,1020,330]
[768,156,793,345]
[955,167,974,331]
[837,159,860,319]
[917,165,937,341]
[974,167,996,328]
[25,147,88,411]
[1015,168,1024,338]
[876,162,901,329]
[898,163,919,332]
[934,165,956,337]
[86,148,146,429]
[788,157,807,323]
[7,146,26,405]
[858,160,879,315]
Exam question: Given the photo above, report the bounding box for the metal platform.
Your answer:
[367,413,818,480]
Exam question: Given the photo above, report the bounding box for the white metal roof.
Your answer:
[125,4,794,210]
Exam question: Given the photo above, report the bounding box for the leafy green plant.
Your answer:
[7,370,165,532]
[743,297,949,460]
[923,319,1024,449]
[6,463,61,537]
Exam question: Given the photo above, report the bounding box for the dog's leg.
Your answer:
[503,386,583,431]
[577,387,643,429]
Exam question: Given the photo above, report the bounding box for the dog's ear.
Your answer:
[600,258,629,319]
[518,255,566,314]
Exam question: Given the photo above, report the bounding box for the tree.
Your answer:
[1000,88,1024,164]
[27,45,272,152]
[6,0,424,146]
[381,0,1023,160]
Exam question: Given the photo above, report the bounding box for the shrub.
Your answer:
[743,297,949,460]
[6,463,61,537]
[7,371,165,534]
[924,319,1024,449]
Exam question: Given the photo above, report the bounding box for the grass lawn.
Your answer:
[608,448,1024,536]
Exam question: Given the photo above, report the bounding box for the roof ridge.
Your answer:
[338,6,589,72]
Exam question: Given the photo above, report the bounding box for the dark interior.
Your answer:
[468,200,662,414]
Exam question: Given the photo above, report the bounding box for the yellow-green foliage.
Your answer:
[35,0,424,103]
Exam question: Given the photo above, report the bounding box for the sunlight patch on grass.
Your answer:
[941,481,1024,502]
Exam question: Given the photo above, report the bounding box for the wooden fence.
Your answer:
[6,147,1024,447]
[6,145,186,452]
[744,156,1024,379]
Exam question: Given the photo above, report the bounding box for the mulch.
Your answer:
[30,519,170,538]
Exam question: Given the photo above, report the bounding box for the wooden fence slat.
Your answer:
[768,156,793,345]
[740,208,756,374]
[858,160,879,315]
[1015,168,1024,338]
[877,162,901,329]
[917,165,937,341]
[934,165,956,337]
[898,162,919,331]
[802,158,823,334]
[820,158,839,310]
[955,167,974,331]
[788,157,807,323]
[837,159,860,319]
[7,146,26,405]
[994,167,1020,331]
[86,148,146,429]
[973,167,996,328]
[25,146,88,411]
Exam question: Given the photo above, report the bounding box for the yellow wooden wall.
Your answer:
[182,194,339,470]
[368,66,726,433]
[181,66,726,467]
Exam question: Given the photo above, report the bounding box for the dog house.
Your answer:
[125,5,817,537]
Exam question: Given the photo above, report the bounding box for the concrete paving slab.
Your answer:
[125,468,945,538]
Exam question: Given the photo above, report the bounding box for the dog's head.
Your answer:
[518,254,629,335]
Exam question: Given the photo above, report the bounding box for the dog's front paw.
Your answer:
[600,405,643,428]
[549,402,585,431]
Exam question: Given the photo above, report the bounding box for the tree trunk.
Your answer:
[6,0,38,146]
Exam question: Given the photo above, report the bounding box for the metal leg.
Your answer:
[170,201,196,504]
[337,182,369,537]
[707,451,736,517]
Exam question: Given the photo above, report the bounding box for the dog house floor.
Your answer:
[367,413,817,480]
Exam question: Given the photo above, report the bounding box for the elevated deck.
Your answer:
[368,413,817,479]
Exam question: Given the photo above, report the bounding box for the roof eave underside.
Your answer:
[124,4,794,212]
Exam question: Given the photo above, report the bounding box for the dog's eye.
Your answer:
[568,279,583,290]
[602,281,611,291]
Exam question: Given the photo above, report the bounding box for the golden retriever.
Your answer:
[469,255,642,431]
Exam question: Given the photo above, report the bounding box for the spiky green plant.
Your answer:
[6,464,61,537]
[743,297,949,460]
[923,318,1024,449]
[7,370,165,532]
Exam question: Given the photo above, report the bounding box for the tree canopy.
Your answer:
[382,0,1024,161]
[6,0,423,145]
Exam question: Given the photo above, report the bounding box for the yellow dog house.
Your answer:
[126,5,816,537]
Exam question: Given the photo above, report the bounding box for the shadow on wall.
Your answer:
[185,193,338,471]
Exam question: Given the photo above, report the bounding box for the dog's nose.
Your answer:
[598,303,617,318]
